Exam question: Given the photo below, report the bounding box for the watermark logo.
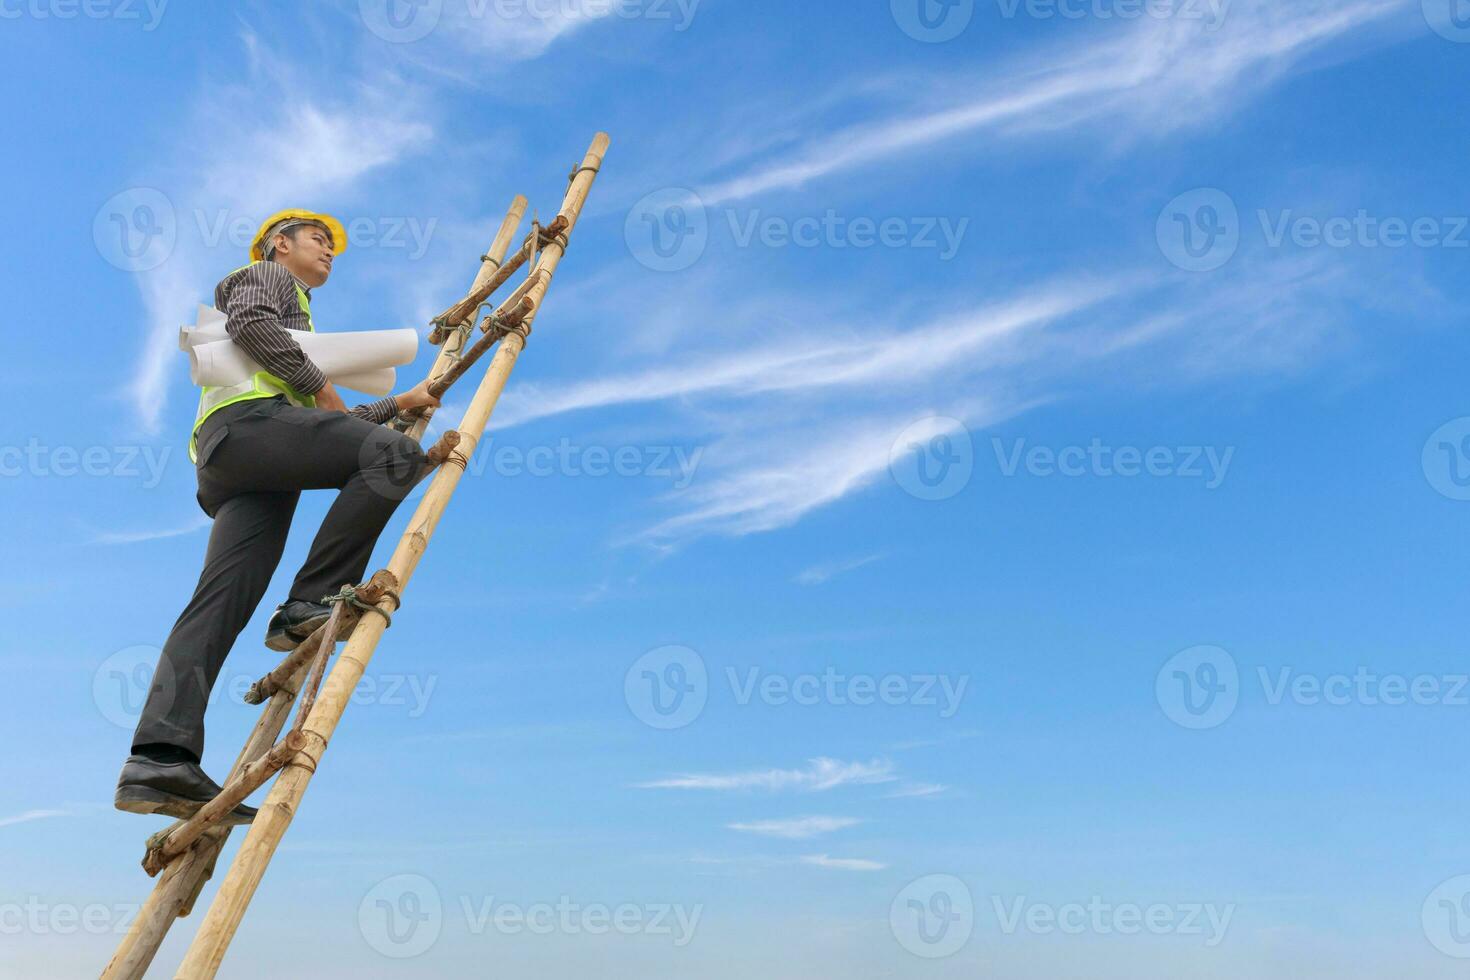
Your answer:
[358,424,435,505]
[94,188,176,272]
[1423,0,1470,42]
[626,190,966,269]
[1161,188,1469,271]
[891,0,975,42]
[93,644,167,729]
[625,645,708,729]
[627,652,968,728]
[360,0,444,42]
[1156,645,1239,730]
[889,416,974,501]
[93,643,437,728]
[194,208,439,259]
[359,874,443,958]
[1423,418,1470,501]
[890,874,974,958]
[1424,875,1470,957]
[626,187,708,272]
[1157,188,1239,272]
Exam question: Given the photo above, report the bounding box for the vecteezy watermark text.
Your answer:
[625,646,970,729]
[992,438,1234,489]
[727,667,969,718]
[193,209,438,260]
[626,189,969,272]
[462,436,703,489]
[93,644,438,729]
[0,0,167,29]
[1156,645,1470,730]
[358,0,701,44]
[991,895,1235,946]
[357,874,702,959]
[0,440,171,487]
[994,0,1228,28]
[93,190,442,272]
[1158,187,1470,272]
[0,898,139,936]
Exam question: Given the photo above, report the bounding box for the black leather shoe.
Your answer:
[264,599,332,651]
[114,755,257,823]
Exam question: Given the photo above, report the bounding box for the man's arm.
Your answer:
[346,393,399,426]
[219,264,415,425]
[217,263,328,397]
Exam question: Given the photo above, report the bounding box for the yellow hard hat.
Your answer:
[250,209,348,262]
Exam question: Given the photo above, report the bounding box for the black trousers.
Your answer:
[131,396,428,759]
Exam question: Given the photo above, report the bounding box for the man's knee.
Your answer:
[392,432,428,467]
[359,430,428,500]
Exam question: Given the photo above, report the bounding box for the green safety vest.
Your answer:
[189,263,319,462]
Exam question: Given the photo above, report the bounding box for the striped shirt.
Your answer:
[213,262,399,426]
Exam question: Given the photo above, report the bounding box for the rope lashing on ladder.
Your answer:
[484,310,531,345]
[320,581,401,629]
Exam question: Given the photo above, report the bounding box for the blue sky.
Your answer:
[3,0,1470,976]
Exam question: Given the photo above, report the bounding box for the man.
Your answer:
[115,209,441,822]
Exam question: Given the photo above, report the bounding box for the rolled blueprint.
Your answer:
[180,306,415,396]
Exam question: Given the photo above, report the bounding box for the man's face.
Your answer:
[273,223,335,287]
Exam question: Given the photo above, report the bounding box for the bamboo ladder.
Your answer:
[101,132,610,980]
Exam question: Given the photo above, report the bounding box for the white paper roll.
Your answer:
[332,368,397,394]
[180,307,417,398]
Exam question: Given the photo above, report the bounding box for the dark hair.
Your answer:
[265,220,332,260]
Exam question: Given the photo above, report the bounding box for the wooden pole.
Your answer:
[100,663,309,980]
[141,730,307,877]
[427,213,563,343]
[173,132,609,979]
[409,196,527,439]
[100,190,537,980]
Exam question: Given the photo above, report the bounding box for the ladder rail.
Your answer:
[98,180,547,979]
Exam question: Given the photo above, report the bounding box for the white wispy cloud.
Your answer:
[125,35,433,432]
[799,854,886,872]
[885,783,947,799]
[88,514,212,546]
[794,554,883,586]
[514,247,1377,543]
[494,285,1116,429]
[727,816,861,839]
[532,1,1415,545]
[637,758,896,792]
[889,730,981,752]
[0,809,69,830]
[697,0,1408,205]
[688,851,886,873]
[449,2,624,59]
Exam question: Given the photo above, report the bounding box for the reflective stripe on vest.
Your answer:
[189,265,318,462]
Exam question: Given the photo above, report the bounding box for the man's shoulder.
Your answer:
[217,260,293,290]
[214,261,296,306]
